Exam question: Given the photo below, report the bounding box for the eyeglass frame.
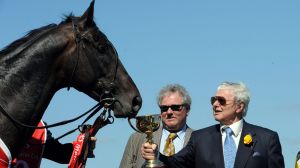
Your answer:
[159,104,188,113]
[210,96,235,106]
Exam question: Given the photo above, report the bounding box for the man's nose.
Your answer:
[166,108,173,114]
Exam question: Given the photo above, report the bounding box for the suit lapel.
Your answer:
[212,124,225,168]
[183,126,193,146]
[234,121,256,168]
[153,127,163,148]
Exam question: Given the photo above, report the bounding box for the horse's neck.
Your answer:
[0,31,69,155]
[0,31,71,157]
[4,36,64,103]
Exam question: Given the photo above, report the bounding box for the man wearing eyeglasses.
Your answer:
[141,81,284,168]
[119,84,193,168]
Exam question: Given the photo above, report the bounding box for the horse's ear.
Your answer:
[81,0,95,27]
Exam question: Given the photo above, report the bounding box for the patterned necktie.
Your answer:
[223,127,236,168]
[163,133,177,156]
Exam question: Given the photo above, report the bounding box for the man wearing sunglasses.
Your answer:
[120,84,193,168]
[141,81,284,168]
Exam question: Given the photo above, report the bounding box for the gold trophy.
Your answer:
[128,114,165,168]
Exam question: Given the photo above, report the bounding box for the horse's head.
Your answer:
[0,0,142,158]
[58,1,142,118]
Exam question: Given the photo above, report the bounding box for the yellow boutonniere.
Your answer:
[243,134,253,145]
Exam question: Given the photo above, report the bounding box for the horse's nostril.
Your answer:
[132,96,142,113]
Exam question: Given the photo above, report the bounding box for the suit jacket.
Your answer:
[160,121,284,168]
[119,126,193,168]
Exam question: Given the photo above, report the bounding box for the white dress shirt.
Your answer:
[220,119,244,150]
[159,125,187,154]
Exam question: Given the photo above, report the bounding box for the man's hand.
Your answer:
[141,142,157,160]
[88,136,97,158]
[89,137,97,150]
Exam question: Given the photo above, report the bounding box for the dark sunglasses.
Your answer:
[210,96,233,105]
[159,104,186,112]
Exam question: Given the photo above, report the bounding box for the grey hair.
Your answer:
[157,84,192,111]
[217,81,250,117]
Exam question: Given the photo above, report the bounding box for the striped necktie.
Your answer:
[163,133,177,156]
[223,127,236,168]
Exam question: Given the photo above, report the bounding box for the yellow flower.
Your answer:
[244,134,253,145]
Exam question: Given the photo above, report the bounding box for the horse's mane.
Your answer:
[0,14,77,57]
[0,24,56,56]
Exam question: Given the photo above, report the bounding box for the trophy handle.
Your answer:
[128,117,142,133]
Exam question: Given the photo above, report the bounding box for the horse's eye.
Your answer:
[97,45,107,54]
[93,35,100,42]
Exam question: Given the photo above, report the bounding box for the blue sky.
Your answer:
[1,0,300,167]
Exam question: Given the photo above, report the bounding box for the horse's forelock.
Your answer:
[59,13,96,27]
[60,13,75,24]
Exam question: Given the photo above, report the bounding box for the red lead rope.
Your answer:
[68,111,112,168]
[68,132,87,168]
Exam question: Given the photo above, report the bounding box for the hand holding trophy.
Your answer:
[128,114,165,168]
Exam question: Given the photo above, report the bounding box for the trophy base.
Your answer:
[142,159,165,168]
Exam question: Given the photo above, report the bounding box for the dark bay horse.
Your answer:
[0,1,142,160]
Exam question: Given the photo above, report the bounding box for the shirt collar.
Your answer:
[220,119,243,137]
[163,124,187,140]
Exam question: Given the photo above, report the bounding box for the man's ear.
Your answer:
[236,102,245,114]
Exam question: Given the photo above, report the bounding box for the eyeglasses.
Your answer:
[210,96,234,105]
[159,104,186,112]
